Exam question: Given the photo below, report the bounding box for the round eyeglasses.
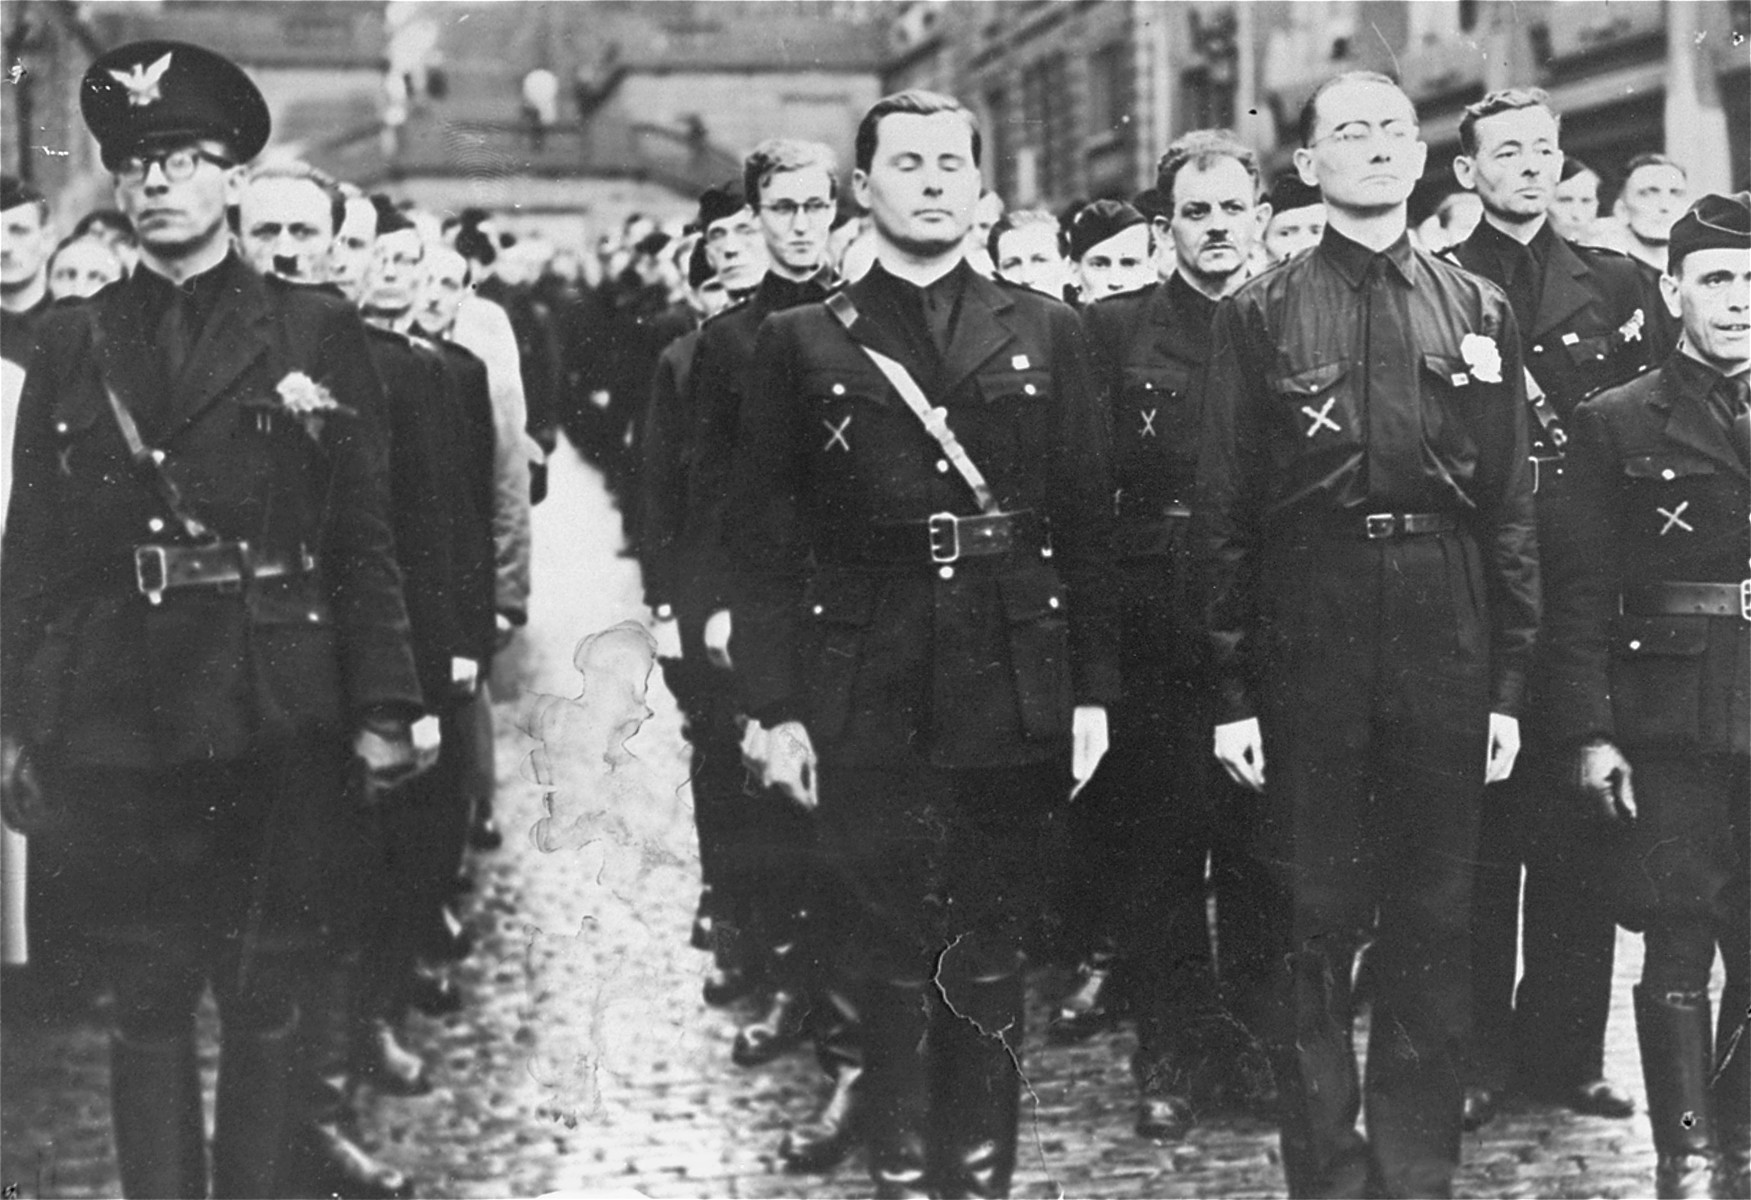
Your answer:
[112,148,235,186]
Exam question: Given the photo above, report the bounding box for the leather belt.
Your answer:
[1296,511,1459,541]
[135,540,316,606]
[1622,581,1751,621]
[856,510,1044,566]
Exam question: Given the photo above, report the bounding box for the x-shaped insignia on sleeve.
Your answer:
[1657,501,1694,536]
[1301,396,1340,438]
[1139,408,1158,438]
[823,415,852,452]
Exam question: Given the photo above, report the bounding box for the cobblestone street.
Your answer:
[0,440,1697,1199]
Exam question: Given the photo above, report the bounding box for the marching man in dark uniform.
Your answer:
[1552,192,1750,1200]
[1195,71,1539,1198]
[0,41,421,1198]
[729,90,1116,1198]
[1073,128,1277,1138]
[1443,86,1671,1132]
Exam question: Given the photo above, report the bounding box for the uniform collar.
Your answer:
[1319,225,1415,291]
[755,265,835,309]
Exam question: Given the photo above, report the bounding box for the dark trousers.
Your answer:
[1467,748,1617,1092]
[1255,533,1490,1199]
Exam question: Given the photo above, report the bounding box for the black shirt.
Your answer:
[857,259,973,392]
[1470,216,1555,336]
[0,292,53,370]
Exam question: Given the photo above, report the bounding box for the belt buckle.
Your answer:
[1741,579,1750,622]
[1364,513,1396,540]
[134,544,168,606]
[927,512,961,564]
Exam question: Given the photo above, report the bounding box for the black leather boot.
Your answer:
[110,1030,208,1198]
[212,1015,298,1199]
[1636,985,1719,1199]
[780,987,865,1173]
[932,971,1024,1200]
[1714,984,1748,1200]
[863,978,932,1199]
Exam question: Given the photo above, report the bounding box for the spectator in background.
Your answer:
[988,208,1071,299]
[1599,153,1691,271]
[1261,173,1325,265]
[46,235,126,301]
[1416,186,1484,253]
[1550,155,1603,244]
[70,208,138,274]
[1,177,53,369]
[1068,199,1155,303]
[964,186,1005,275]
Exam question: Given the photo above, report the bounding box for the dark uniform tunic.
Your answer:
[1446,218,1675,1097]
[0,252,420,1025]
[728,259,1116,1193]
[1078,272,1274,1099]
[1196,227,1538,1199]
[1557,352,1747,960]
[0,292,54,369]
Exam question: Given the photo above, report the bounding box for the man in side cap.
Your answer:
[1261,173,1325,265]
[1549,191,1750,1200]
[1068,198,1155,303]
[1,176,55,369]
[0,41,421,1199]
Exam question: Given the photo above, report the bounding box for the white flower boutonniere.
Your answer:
[269,371,348,441]
[1617,307,1646,344]
[1460,333,1503,384]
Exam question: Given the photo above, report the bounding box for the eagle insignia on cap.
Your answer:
[109,52,173,108]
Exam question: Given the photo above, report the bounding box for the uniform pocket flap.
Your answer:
[804,368,889,406]
[804,572,878,626]
[978,366,1051,402]
[1622,454,1718,480]
[1271,360,1349,397]
[249,578,334,627]
[1123,362,1195,396]
[1561,333,1614,365]
[1611,615,1708,658]
[1421,352,1473,385]
[998,570,1067,622]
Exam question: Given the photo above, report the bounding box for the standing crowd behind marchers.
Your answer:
[0,38,1746,1200]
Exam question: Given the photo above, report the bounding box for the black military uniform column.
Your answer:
[1076,129,1278,1140]
[1195,72,1538,1199]
[1551,192,1750,1200]
[0,42,422,1199]
[729,92,1117,1199]
[1443,88,1673,1130]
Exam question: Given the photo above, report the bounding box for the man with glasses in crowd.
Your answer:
[1196,71,1539,1198]
[1,41,421,1197]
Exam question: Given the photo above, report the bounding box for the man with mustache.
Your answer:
[1071,128,1277,1140]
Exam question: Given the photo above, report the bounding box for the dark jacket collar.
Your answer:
[1654,350,1749,480]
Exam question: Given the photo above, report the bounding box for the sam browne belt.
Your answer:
[135,540,316,605]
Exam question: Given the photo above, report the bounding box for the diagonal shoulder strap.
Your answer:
[825,292,998,514]
[89,321,214,542]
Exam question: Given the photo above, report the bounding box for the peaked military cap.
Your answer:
[1068,199,1146,262]
[81,40,270,168]
[1668,191,1751,273]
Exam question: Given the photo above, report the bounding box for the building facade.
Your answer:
[883,0,1749,215]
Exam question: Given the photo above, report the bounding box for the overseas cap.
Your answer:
[1268,173,1322,214]
[1068,199,1146,262]
[82,40,270,167]
[1667,191,1751,274]
[1,174,44,213]
[694,182,748,232]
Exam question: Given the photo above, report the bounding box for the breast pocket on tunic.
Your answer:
[1418,350,1488,460]
[1620,454,1721,554]
[1269,359,1353,469]
[1118,362,1197,451]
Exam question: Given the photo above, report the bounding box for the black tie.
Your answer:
[157,288,192,386]
[1726,374,1750,472]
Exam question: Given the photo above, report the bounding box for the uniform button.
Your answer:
[936,459,949,473]
[938,565,954,580]
[1531,344,1543,354]
[831,383,846,396]
[55,421,69,433]
[812,604,824,615]
[1628,639,1642,650]
[1662,468,1676,480]
[1023,383,1038,396]
[308,612,322,623]
[1048,596,1060,609]
[148,517,165,533]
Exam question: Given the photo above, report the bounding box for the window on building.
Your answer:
[987,87,1015,201]
[1021,52,1073,201]
[1087,42,1130,139]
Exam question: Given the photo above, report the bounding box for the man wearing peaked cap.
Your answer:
[1548,189,1749,1199]
[2,40,422,1199]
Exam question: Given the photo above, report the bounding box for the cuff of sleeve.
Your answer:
[1490,672,1525,719]
[1073,662,1123,708]
[1215,679,1256,726]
